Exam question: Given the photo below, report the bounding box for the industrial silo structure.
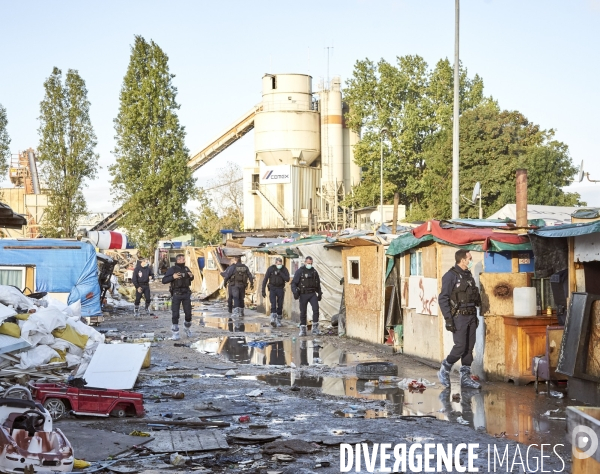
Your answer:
[245,74,322,230]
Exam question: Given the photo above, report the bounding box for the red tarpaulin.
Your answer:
[413,220,529,251]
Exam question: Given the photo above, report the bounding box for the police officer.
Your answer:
[291,256,323,336]
[162,254,194,340]
[222,256,254,318]
[262,257,290,328]
[220,270,242,315]
[437,249,482,389]
[132,257,154,318]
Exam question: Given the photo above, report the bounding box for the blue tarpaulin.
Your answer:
[529,221,600,238]
[0,239,101,316]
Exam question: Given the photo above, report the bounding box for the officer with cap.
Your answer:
[262,257,290,327]
[291,256,323,336]
[132,257,154,318]
[222,256,254,318]
[437,249,482,389]
[162,254,194,340]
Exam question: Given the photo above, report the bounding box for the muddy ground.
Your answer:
[56,283,578,473]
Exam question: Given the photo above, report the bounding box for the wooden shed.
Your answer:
[340,238,388,345]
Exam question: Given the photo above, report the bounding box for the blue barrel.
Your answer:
[198,257,205,270]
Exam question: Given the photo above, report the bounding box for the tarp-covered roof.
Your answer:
[252,235,327,258]
[571,208,600,220]
[529,221,600,238]
[386,220,531,256]
[0,239,101,316]
[241,237,285,248]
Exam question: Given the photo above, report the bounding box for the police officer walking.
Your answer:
[291,256,323,336]
[222,256,254,318]
[132,257,154,318]
[162,254,194,340]
[262,257,290,327]
[437,249,482,389]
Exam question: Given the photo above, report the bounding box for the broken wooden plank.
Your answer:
[145,430,229,453]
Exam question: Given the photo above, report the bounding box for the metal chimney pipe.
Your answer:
[516,169,528,227]
[27,150,40,195]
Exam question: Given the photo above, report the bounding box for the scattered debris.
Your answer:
[246,389,263,397]
[170,452,190,466]
[263,439,318,455]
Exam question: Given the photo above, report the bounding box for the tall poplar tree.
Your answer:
[110,35,195,254]
[0,104,10,202]
[38,68,98,237]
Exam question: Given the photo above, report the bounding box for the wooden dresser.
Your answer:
[502,315,558,385]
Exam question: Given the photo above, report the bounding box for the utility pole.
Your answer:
[380,128,388,228]
[451,0,460,219]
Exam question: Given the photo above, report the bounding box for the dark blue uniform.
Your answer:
[162,263,194,325]
[223,263,254,310]
[132,263,154,309]
[291,266,322,326]
[262,265,290,317]
[439,265,479,366]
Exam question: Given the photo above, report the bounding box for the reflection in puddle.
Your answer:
[192,337,380,367]
[256,372,568,447]
[195,315,272,334]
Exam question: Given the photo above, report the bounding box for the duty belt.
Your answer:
[456,308,477,315]
[300,288,316,294]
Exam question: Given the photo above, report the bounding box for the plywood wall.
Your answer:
[343,245,383,344]
[479,272,530,316]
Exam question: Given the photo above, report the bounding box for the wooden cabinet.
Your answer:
[503,315,558,385]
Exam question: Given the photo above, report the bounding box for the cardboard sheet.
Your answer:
[83,342,150,389]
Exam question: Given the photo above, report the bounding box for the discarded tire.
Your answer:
[355,362,398,380]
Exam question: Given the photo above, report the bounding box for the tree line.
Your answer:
[342,56,582,218]
[0,39,583,254]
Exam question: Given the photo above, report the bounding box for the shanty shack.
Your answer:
[0,239,102,316]
[528,216,600,405]
[385,220,534,379]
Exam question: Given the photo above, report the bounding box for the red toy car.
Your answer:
[30,383,144,420]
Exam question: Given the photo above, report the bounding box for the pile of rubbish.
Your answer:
[103,249,139,281]
[0,285,104,381]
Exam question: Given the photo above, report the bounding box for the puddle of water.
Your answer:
[194,315,272,334]
[256,372,571,447]
[192,337,380,367]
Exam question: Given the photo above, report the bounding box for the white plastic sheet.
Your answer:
[0,286,47,312]
[16,345,59,370]
[296,243,343,322]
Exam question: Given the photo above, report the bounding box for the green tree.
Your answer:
[193,188,221,245]
[0,104,10,179]
[193,162,243,245]
[110,35,196,255]
[342,56,483,209]
[414,100,582,219]
[37,67,98,237]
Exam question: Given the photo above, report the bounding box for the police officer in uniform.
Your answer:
[437,249,482,389]
[222,256,254,318]
[291,256,323,336]
[262,257,290,328]
[132,257,154,318]
[162,254,194,340]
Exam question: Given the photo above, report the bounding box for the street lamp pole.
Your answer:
[380,127,388,227]
[451,0,460,219]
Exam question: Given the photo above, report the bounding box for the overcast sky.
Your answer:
[1,0,599,213]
